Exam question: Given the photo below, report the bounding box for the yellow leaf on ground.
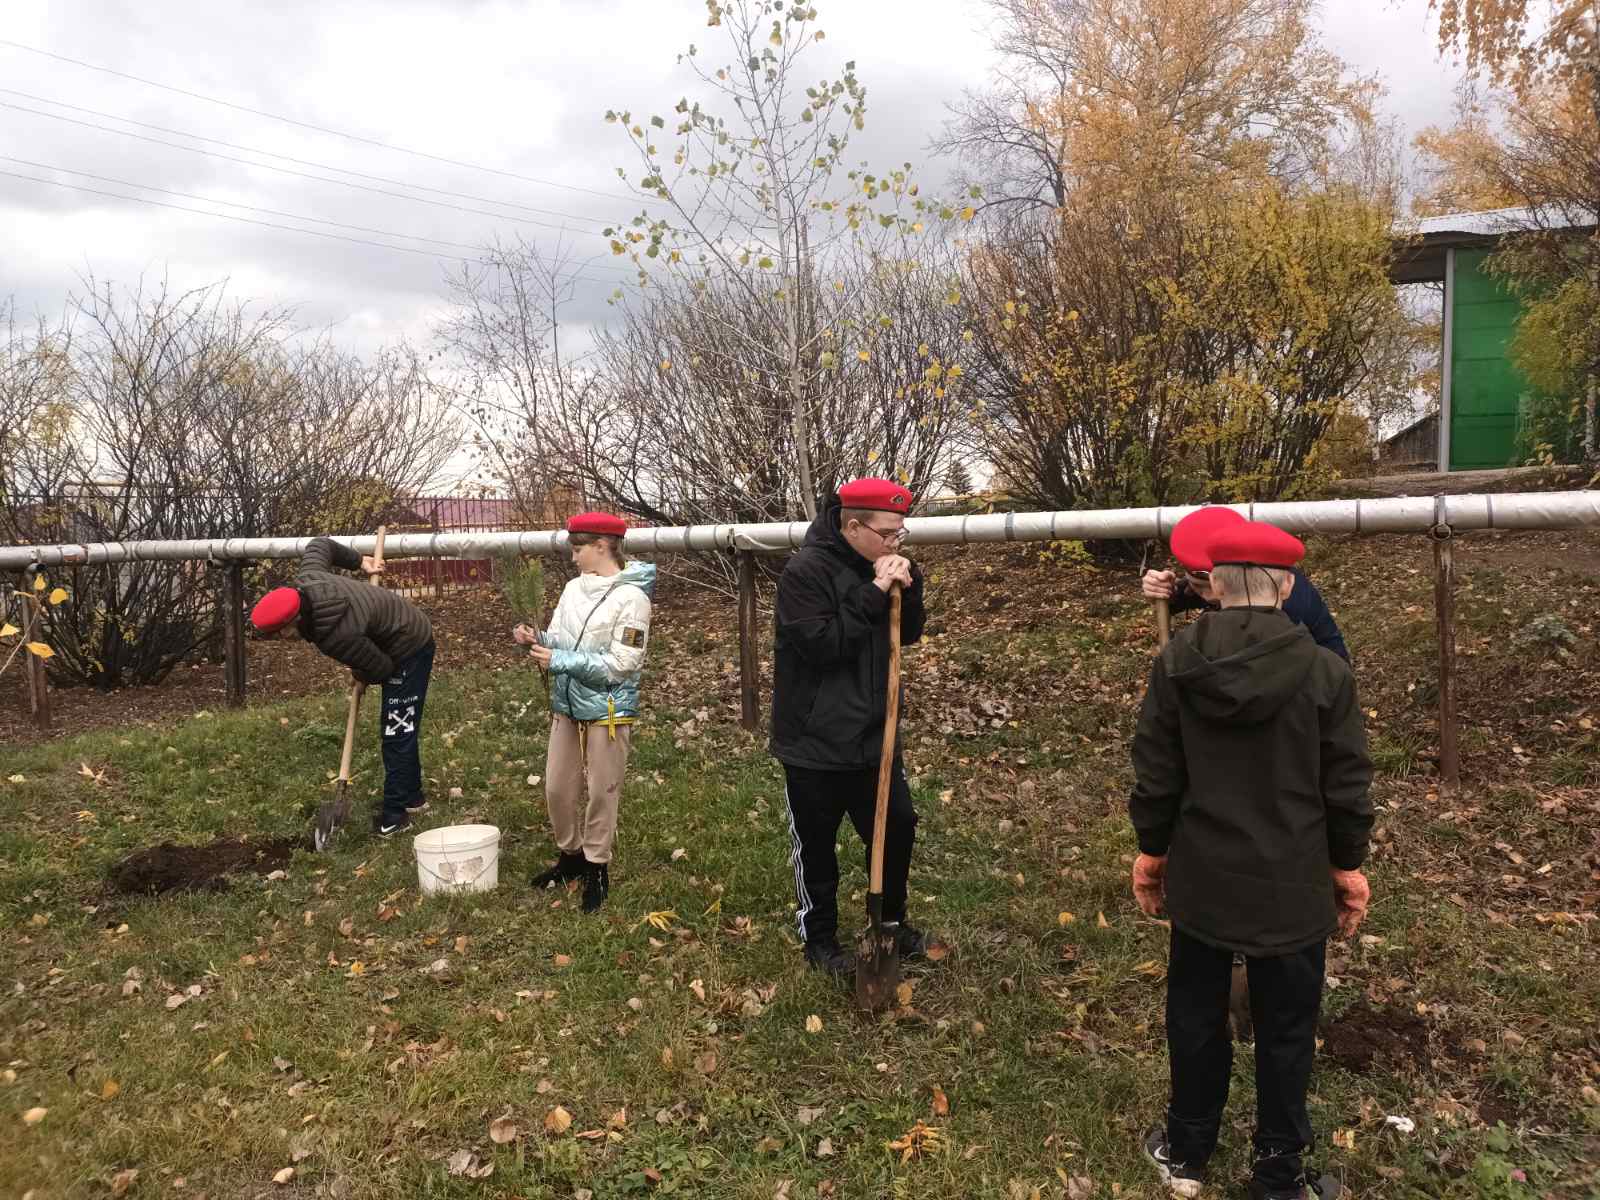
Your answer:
[544,1105,573,1134]
[32,574,45,591]
[930,1084,950,1117]
[22,1106,47,1125]
[48,587,68,605]
[101,1079,121,1100]
[805,1014,823,1034]
[0,623,18,638]
[25,642,54,660]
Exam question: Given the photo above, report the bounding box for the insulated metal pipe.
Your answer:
[1,491,1597,568]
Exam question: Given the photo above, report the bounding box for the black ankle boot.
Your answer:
[581,860,610,913]
[532,851,585,890]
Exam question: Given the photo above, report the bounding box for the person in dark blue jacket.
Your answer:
[1142,508,1349,662]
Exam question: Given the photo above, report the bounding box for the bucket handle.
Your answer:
[417,850,494,889]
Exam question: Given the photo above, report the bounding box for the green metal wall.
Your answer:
[1448,249,1523,470]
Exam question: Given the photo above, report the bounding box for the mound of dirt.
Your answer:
[108,835,305,895]
[1320,1004,1431,1073]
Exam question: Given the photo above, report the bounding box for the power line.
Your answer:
[0,37,656,208]
[0,167,628,286]
[0,153,491,253]
[0,88,628,227]
[0,98,631,250]
[0,151,638,278]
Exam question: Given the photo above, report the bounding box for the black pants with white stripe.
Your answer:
[782,760,918,949]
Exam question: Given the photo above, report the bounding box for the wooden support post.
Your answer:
[1432,504,1460,788]
[224,561,247,708]
[20,571,52,732]
[738,550,760,732]
[433,514,444,600]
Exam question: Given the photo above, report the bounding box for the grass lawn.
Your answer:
[3,532,1598,1199]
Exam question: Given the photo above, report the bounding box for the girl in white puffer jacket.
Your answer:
[513,512,654,912]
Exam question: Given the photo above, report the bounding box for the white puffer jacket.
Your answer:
[539,561,656,722]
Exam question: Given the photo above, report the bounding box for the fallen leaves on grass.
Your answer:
[805,1014,823,1034]
[445,1149,493,1179]
[110,1168,138,1196]
[22,1107,46,1126]
[930,1085,950,1117]
[886,1120,942,1163]
[489,1116,518,1144]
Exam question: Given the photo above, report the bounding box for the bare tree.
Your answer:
[2,277,459,687]
[437,237,600,523]
[604,0,973,519]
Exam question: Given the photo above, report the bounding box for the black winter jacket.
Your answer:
[294,538,433,685]
[769,498,926,771]
[1129,607,1373,956]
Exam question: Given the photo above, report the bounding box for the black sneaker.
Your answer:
[804,940,854,977]
[532,851,586,890]
[404,798,430,815]
[1248,1174,1344,1200]
[1143,1128,1206,1198]
[581,860,610,913]
[373,813,412,838]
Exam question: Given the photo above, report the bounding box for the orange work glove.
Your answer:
[1330,867,1370,938]
[1132,853,1168,917]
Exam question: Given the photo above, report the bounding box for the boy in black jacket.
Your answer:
[770,478,933,976]
[251,537,435,836]
[1129,521,1374,1200]
[1141,506,1350,662]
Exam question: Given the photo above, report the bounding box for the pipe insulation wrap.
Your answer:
[1,491,1595,569]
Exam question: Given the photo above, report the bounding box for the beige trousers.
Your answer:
[545,714,632,864]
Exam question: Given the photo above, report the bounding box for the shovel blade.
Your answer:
[313,781,352,852]
[854,920,900,1011]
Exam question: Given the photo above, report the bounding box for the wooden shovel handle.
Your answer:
[336,682,363,783]
[869,584,903,896]
[1154,596,1171,649]
[336,524,387,779]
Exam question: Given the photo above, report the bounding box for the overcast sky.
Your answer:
[3,0,1470,361]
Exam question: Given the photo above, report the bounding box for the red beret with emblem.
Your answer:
[250,586,302,634]
[838,477,913,515]
[1206,521,1306,570]
[1169,506,1245,573]
[567,512,628,537]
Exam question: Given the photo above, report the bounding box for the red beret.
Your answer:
[567,512,628,537]
[1206,521,1306,570]
[250,587,302,634]
[1169,506,1245,572]
[838,477,913,515]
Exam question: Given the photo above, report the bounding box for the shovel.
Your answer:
[313,526,386,851]
[856,583,903,1012]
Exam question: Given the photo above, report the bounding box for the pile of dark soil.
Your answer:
[108,835,305,895]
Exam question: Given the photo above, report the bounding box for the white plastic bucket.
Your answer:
[413,824,500,895]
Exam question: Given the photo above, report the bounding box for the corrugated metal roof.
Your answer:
[1409,207,1537,237]
[1400,206,1594,238]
